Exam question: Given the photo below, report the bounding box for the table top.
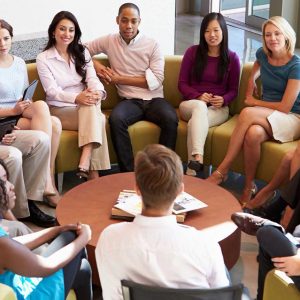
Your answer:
[56,172,241,248]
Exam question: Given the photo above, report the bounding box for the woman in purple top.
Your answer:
[178,13,240,176]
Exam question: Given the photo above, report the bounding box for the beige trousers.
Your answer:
[50,104,110,170]
[179,100,229,160]
[0,130,50,218]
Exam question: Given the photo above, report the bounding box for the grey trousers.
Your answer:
[0,130,50,218]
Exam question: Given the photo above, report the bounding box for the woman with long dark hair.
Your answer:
[178,13,240,176]
[37,11,110,179]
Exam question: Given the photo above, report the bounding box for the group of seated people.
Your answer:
[0,1,300,299]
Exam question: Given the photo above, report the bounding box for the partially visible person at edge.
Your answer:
[178,12,240,176]
[243,141,300,229]
[232,211,300,300]
[0,158,33,237]
[86,2,178,172]
[0,173,93,300]
[0,19,61,208]
[37,11,110,180]
[207,16,300,208]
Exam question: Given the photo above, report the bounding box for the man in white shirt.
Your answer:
[87,3,178,172]
[96,144,229,300]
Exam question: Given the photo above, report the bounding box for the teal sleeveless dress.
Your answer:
[0,226,65,299]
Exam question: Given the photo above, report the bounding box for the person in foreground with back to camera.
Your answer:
[207,16,300,207]
[37,11,110,180]
[96,144,229,300]
[0,19,62,208]
[231,211,300,300]
[0,173,93,300]
[242,140,300,228]
[178,12,240,176]
[86,2,178,172]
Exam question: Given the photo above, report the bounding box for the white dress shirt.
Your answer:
[96,214,229,300]
[87,33,164,100]
[36,47,106,107]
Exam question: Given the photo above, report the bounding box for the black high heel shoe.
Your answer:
[187,160,204,172]
[76,167,89,179]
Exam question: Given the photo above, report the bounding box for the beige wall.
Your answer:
[0,0,176,55]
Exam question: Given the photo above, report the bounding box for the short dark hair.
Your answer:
[0,19,13,37]
[118,3,140,16]
[135,144,183,210]
[44,11,88,83]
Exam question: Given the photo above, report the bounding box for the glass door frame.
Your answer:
[245,0,269,28]
[208,0,269,29]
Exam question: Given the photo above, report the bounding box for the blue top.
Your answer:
[0,56,28,109]
[256,47,300,114]
[0,227,65,300]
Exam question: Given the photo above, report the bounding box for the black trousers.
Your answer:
[109,98,178,172]
[264,169,300,232]
[256,226,300,300]
[42,231,92,300]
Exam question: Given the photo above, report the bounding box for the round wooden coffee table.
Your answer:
[56,173,241,286]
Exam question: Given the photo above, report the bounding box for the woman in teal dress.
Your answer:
[0,160,92,300]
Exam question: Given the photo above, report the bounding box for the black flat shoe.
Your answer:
[19,200,57,228]
[76,167,89,179]
[187,160,203,172]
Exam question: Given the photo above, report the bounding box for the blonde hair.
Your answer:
[134,144,183,210]
[262,16,296,56]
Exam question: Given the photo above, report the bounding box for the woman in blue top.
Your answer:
[0,160,92,299]
[0,19,61,207]
[208,16,300,207]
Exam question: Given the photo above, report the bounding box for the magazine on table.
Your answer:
[113,190,207,216]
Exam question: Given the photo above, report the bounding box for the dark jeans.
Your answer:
[42,231,92,300]
[109,98,178,172]
[256,226,300,300]
[263,169,300,232]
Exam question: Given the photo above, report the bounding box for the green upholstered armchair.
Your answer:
[263,269,300,300]
[0,283,77,300]
[26,57,299,190]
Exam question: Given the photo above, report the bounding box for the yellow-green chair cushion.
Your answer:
[0,283,16,300]
[0,283,77,300]
[263,269,300,300]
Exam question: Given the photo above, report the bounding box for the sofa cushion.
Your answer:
[263,269,300,300]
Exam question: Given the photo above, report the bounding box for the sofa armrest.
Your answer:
[263,269,300,300]
[0,283,17,300]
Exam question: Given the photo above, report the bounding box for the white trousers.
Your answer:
[179,100,229,160]
[50,104,110,171]
[0,130,50,218]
